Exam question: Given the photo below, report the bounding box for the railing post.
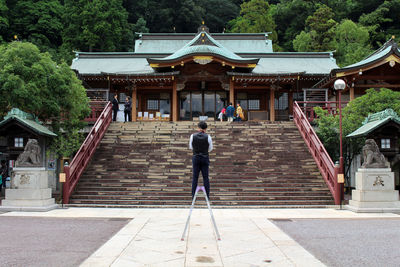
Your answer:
[63,166,70,204]
[334,165,341,205]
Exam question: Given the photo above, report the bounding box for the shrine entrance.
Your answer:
[179,90,227,120]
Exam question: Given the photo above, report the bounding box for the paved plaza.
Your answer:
[0,207,400,266]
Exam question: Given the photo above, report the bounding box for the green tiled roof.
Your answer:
[134,33,273,54]
[148,31,258,64]
[0,108,57,137]
[347,109,400,138]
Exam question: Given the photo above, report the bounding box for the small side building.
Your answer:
[347,109,400,189]
[0,109,58,191]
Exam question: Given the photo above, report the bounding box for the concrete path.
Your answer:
[1,207,399,267]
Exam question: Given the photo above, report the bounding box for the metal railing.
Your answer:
[63,101,112,204]
[293,101,341,205]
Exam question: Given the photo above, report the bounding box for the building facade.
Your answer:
[71,24,338,122]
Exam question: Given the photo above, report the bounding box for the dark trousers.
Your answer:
[113,109,118,121]
[124,110,131,122]
[192,155,210,199]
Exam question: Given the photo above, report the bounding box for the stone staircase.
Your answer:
[69,121,334,207]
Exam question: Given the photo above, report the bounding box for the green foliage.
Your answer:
[272,0,315,51]
[342,88,400,137]
[359,1,400,47]
[0,41,90,157]
[62,0,133,53]
[293,4,337,52]
[197,0,239,32]
[0,0,8,42]
[133,17,149,34]
[314,107,340,161]
[334,19,372,67]
[227,0,278,46]
[314,88,400,164]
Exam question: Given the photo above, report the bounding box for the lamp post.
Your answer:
[334,79,345,174]
[334,79,345,206]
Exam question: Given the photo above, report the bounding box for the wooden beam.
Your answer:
[229,79,234,105]
[355,84,400,88]
[354,75,400,80]
[172,80,178,122]
[270,89,275,122]
[131,88,137,122]
[349,87,354,101]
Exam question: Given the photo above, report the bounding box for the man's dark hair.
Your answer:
[198,121,207,130]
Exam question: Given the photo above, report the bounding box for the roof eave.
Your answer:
[147,54,259,67]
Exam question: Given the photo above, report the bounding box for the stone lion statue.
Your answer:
[15,139,42,167]
[361,139,387,168]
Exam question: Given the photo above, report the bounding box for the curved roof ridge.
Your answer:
[148,29,259,64]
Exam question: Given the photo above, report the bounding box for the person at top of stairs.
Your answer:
[189,121,213,199]
[112,94,119,122]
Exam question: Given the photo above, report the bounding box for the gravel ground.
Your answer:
[272,218,400,267]
[0,216,130,267]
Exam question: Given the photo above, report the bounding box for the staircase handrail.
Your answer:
[293,101,341,205]
[63,101,112,204]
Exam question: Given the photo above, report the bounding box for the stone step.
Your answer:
[70,121,334,206]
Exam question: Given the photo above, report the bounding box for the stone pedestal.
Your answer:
[347,168,400,213]
[0,168,58,211]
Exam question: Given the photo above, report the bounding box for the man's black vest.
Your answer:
[192,131,209,156]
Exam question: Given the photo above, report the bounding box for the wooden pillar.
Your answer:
[288,91,293,115]
[229,78,234,105]
[131,88,137,122]
[269,89,275,122]
[172,79,178,122]
[349,87,355,101]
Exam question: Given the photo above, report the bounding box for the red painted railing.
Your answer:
[84,101,108,122]
[293,101,341,205]
[296,101,348,122]
[63,102,112,204]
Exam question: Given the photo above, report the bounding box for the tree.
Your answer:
[334,19,372,67]
[272,0,316,51]
[133,17,149,34]
[196,0,239,33]
[0,0,8,42]
[359,0,400,48]
[0,42,90,157]
[314,88,400,175]
[227,0,278,48]
[293,4,337,52]
[62,0,133,53]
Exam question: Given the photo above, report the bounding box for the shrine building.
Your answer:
[71,24,338,122]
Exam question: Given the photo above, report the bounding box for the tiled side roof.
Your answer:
[0,108,56,137]
[252,54,338,75]
[71,57,155,75]
[347,109,400,138]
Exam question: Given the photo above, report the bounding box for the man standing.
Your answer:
[189,121,213,199]
[226,103,235,122]
[124,96,132,122]
[112,94,119,122]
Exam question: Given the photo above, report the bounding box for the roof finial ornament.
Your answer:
[392,35,395,39]
[197,22,209,34]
